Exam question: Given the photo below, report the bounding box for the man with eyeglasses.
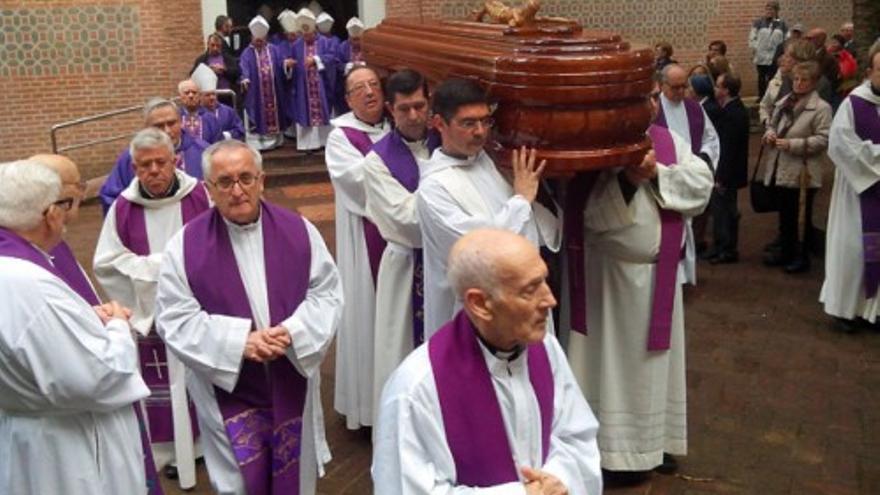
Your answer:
[416,78,560,337]
[99,97,209,214]
[565,78,713,482]
[363,69,437,425]
[656,64,720,285]
[291,8,337,151]
[155,139,342,495]
[0,159,150,495]
[94,128,210,489]
[326,64,391,431]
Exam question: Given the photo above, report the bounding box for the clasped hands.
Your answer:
[244,326,292,362]
[522,466,568,495]
[763,130,790,151]
[93,301,132,324]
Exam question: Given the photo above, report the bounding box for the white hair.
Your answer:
[447,240,502,300]
[178,79,197,94]
[201,139,264,179]
[0,160,61,231]
[660,63,684,84]
[129,127,174,158]
[143,97,178,122]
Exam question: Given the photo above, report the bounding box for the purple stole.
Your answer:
[0,228,164,495]
[371,129,439,346]
[849,95,880,298]
[655,98,705,155]
[429,311,553,487]
[646,124,684,351]
[207,54,230,90]
[340,126,387,285]
[304,39,323,126]
[257,46,281,134]
[563,173,598,334]
[183,202,310,495]
[182,110,204,141]
[114,185,209,443]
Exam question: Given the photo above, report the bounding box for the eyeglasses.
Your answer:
[209,172,262,191]
[44,197,75,215]
[347,79,381,96]
[453,116,495,131]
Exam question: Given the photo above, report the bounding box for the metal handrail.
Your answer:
[50,89,238,154]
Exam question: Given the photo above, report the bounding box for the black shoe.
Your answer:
[833,317,861,334]
[698,248,718,260]
[763,251,791,267]
[654,453,679,474]
[784,258,810,274]
[602,469,651,487]
[763,238,782,253]
[163,464,178,480]
[709,252,739,264]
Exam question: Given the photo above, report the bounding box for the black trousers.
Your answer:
[711,186,740,255]
[775,186,817,262]
[756,64,777,99]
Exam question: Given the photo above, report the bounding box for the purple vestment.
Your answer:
[0,228,164,495]
[291,36,335,127]
[429,310,554,487]
[207,54,231,91]
[180,107,223,144]
[334,40,362,115]
[210,102,246,141]
[183,202,311,495]
[99,132,208,214]
[654,98,705,155]
[340,126,386,285]
[240,43,289,136]
[562,173,599,334]
[849,95,880,298]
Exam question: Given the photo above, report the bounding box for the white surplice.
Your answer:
[155,212,342,495]
[416,149,561,336]
[660,94,720,286]
[326,112,390,429]
[93,170,204,486]
[564,130,713,470]
[0,255,150,495]
[372,331,602,495]
[363,138,430,426]
[821,82,880,322]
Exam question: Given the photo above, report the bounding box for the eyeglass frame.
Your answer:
[451,116,495,131]
[43,197,75,215]
[207,172,263,191]
[346,79,382,96]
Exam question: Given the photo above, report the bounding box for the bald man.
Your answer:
[178,79,222,144]
[374,229,602,495]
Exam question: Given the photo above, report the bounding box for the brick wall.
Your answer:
[384,0,855,98]
[0,0,205,178]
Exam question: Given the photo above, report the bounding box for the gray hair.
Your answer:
[178,79,197,94]
[447,240,502,300]
[0,160,61,231]
[129,127,174,158]
[660,63,684,84]
[143,97,178,122]
[201,139,264,179]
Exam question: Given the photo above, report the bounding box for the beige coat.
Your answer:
[761,90,832,189]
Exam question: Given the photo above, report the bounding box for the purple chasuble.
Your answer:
[654,98,705,155]
[850,95,880,298]
[183,202,311,495]
[340,126,387,286]
[115,184,210,443]
[0,228,164,495]
[646,124,684,351]
[429,311,554,487]
[563,173,599,334]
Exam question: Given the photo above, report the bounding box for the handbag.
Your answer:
[749,143,778,213]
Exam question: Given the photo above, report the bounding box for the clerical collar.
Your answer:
[871,84,880,97]
[355,115,384,129]
[475,330,525,362]
[439,148,474,162]
[224,208,262,230]
[139,175,180,200]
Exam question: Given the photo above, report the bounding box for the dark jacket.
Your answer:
[190,52,241,88]
[715,97,750,189]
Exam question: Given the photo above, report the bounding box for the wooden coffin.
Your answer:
[363,17,655,175]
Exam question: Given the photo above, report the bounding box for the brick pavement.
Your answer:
[60,137,880,494]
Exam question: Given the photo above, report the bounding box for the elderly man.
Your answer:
[565,82,713,479]
[327,65,390,430]
[840,22,856,56]
[94,128,210,489]
[822,45,880,333]
[291,8,337,151]
[100,98,208,213]
[0,160,149,494]
[373,228,602,494]
[749,1,787,97]
[193,63,245,141]
[179,78,223,144]
[364,69,437,424]
[155,140,342,494]
[807,27,842,106]
[656,64,719,283]
[240,15,294,151]
[417,78,560,336]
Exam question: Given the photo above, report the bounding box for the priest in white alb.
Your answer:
[373,228,602,494]
[564,82,713,477]
[821,45,880,331]
[93,128,211,489]
[327,65,390,429]
[417,78,560,336]
[0,159,150,495]
[155,140,342,495]
[364,69,437,424]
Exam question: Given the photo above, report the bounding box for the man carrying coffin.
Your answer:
[564,82,713,478]
[100,98,208,213]
[0,159,150,494]
[291,9,337,151]
[821,44,880,332]
[373,229,602,494]
[417,78,560,336]
[364,69,436,424]
[327,65,390,430]
[94,128,211,489]
[155,140,343,494]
